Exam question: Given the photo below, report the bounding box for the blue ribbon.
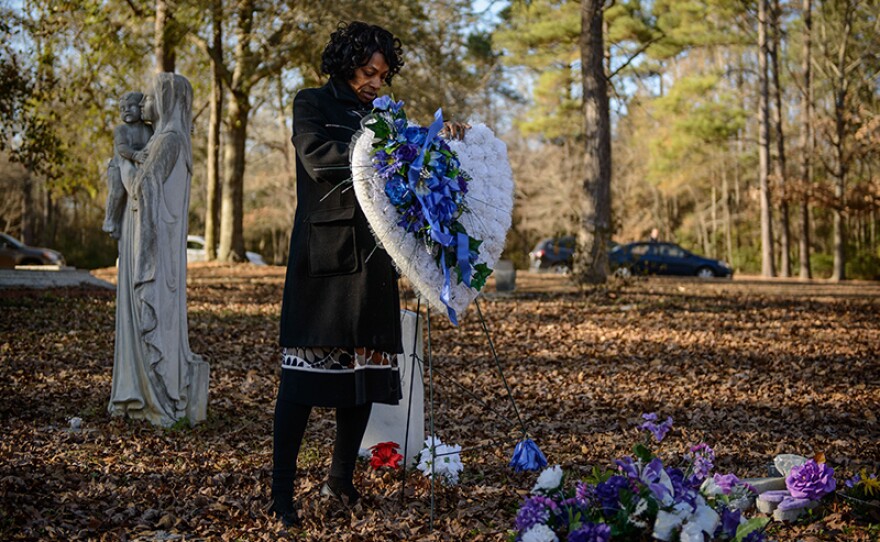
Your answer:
[457,232,471,287]
[509,438,548,472]
[404,109,461,325]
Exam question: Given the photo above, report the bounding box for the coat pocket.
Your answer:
[308,206,358,277]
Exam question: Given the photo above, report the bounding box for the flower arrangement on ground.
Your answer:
[511,414,770,542]
[361,97,492,324]
[369,441,404,470]
[416,435,464,485]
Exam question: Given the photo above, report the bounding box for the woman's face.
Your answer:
[348,51,390,104]
[140,92,157,123]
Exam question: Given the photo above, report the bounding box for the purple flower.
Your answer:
[640,413,673,442]
[615,456,639,480]
[515,495,559,532]
[567,522,611,542]
[717,507,741,538]
[392,143,419,163]
[786,460,836,500]
[713,473,741,495]
[595,476,629,513]
[575,482,594,505]
[666,467,699,507]
[687,443,715,481]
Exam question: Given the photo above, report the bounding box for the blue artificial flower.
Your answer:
[372,95,393,111]
[384,175,412,207]
[743,531,766,542]
[594,475,629,513]
[509,439,548,472]
[390,99,405,113]
[567,522,611,542]
[403,125,427,146]
[640,412,674,442]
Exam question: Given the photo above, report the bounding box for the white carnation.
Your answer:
[520,523,559,542]
[416,436,463,485]
[531,465,564,494]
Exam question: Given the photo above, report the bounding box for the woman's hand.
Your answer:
[440,121,470,141]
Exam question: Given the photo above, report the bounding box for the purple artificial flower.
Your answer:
[713,473,741,495]
[687,443,715,481]
[595,475,630,513]
[716,507,742,539]
[615,456,640,480]
[642,458,673,503]
[786,460,836,500]
[392,143,420,163]
[640,413,674,442]
[665,467,699,507]
[515,495,559,532]
[575,482,595,505]
[567,522,611,542]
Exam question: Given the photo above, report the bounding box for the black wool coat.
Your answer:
[279,78,402,353]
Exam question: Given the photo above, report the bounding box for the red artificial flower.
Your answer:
[370,441,404,469]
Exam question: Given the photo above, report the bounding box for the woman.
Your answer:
[108,73,206,427]
[272,22,406,526]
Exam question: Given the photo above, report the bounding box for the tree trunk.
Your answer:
[799,0,813,279]
[205,0,223,261]
[21,175,34,245]
[218,93,248,262]
[830,4,854,282]
[154,0,175,72]
[576,0,611,284]
[758,0,776,277]
[769,0,790,276]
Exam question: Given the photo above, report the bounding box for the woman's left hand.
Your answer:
[440,121,470,141]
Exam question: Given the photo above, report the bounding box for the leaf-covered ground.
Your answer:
[2,265,878,541]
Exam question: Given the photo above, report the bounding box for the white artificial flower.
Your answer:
[531,465,564,494]
[416,436,463,485]
[679,521,705,542]
[653,507,687,541]
[700,476,723,496]
[520,523,559,542]
[689,499,720,537]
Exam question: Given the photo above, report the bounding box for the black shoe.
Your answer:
[320,477,361,506]
[269,499,301,527]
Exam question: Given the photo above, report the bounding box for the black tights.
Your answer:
[271,397,373,502]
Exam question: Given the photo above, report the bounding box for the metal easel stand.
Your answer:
[399,296,532,532]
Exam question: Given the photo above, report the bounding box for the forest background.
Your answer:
[1,0,878,280]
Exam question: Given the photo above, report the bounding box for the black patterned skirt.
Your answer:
[278,347,402,407]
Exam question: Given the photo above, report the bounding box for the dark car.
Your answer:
[529,236,575,272]
[609,242,732,278]
[0,233,66,269]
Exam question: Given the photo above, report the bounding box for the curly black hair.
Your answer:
[321,21,404,85]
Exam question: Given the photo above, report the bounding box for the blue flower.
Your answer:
[403,125,427,146]
[390,99,405,113]
[510,439,548,472]
[743,531,766,542]
[567,522,611,542]
[384,175,412,207]
[372,95,393,111]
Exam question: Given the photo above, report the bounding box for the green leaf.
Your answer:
[633,443,654,463]
[734,517,770,542]
[471,263,493,291]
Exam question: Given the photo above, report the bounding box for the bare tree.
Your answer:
[205,0,222,260]
[798,0,813,279]
[154,0,175,72]
[769,0,790,276]
[576,0,612,284]
[758,0,776,277]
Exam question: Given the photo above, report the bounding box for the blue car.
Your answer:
[609,242,733,278]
